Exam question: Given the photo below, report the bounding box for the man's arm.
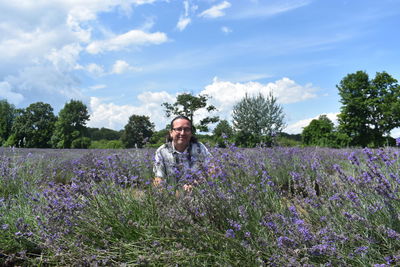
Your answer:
[153,147,166,186]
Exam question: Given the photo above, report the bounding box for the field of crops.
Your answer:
[1,145,399,266]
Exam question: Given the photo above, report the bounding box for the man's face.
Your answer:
[170,118,192,150]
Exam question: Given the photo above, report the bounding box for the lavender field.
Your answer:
[0,145,399,266]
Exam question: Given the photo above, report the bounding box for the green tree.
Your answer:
[149,128,169,147]
[0,99,17,146]
[213,120,233,138]
[213,120,233,147]
[87,127,122,141]
[51,100,90,148]
[162,93,219,132]
[302,115,335,146]
[9,102,56,148]
[337,71,400,147]
[121,114,154,148]
[232,92,285,147]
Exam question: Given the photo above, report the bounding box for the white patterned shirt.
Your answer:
[153,141,211,184]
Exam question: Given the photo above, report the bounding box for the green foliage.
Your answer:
[302,115,335,147]
[121,114,154,148]
[213,120,234,147]
[87,127,122,141]
[232,92,285,147]
[3,134,17,147]
[8,102,56,148]
[162,93,219,132]
[337,71,400,147]
[213,120,233,138]
[90,139,124,149]
[71,137,91,148]
[233,131,274,147]
[275,136,302,147]
[302,115,352,148]
[148,128,169,147]
[0,99,17,146]
[196,133,215,146]
[51,100,90,148]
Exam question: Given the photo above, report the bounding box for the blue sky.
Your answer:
[1,0,400,135]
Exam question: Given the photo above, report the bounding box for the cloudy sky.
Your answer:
[1,0,399,135]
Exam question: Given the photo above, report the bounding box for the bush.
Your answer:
[89,139,124,149]
[71,137,91,148]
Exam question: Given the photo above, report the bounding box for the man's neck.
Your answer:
[173,142,188,152]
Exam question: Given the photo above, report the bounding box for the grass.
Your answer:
[0,146,399,266]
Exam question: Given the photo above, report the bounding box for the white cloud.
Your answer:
[232,0,312,19]
[0,27,73,64]
[177,17,191,31]
[66,7,95,42]
[89,84,106,90]
[199,1,231,18]
[88,91,175,130]
[0,81,24,104]
[221,26,232,34]
[111,60,142,74]
[285,113,339,134]
[390,128,400,139]
[86,63,105,76]
[46,43,83,70]
[86,29,168,54]
[200,76,317,120]
[1,63,84,109]
[0,0,160,109]
[176,0,192,31]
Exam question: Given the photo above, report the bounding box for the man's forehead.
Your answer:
[173,119,191,127]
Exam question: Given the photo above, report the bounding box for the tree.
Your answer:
[213,120,233,147]
[337,71,400,147]
[8,102,56,148]
[149,128,169,146]
[162,93,219,132]
[121,114,154,148]
[87,127,122,141]
[0,99,17,146]
[232,92,285,147]
[302,115,336,147]
[213,120,233,138]
[51,100,90,148]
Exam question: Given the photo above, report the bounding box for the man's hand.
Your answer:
[153,177,163,187]
[183,184,193,192]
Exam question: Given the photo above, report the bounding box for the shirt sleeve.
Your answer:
[198,142,212,158]
[153,147,166,178]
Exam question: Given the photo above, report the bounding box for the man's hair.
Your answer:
[166,115,198,143]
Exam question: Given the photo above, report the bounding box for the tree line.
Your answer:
[1,70,399,149]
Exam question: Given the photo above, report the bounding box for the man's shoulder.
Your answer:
[191,141,210,154]
[156,143,172,153]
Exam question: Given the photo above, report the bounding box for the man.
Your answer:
[153,116,211,189]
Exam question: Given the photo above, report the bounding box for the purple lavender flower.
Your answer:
[396,137,400,146]
[225,229,235,238]
[277,236,296,248]
[228,219,242,231]
[386,228,400,239]
[354,246,368,255]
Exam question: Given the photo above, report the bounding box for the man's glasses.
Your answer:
[172,127,192,133]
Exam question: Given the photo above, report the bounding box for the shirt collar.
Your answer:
[171,142,189,154]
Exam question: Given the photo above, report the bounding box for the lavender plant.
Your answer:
[0,146,399,266]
